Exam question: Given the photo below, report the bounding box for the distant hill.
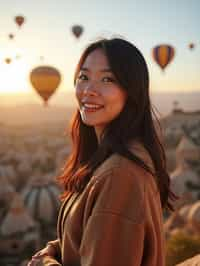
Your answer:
[0,104,76,125]
[0,91,199,125]
[150,91,200,117]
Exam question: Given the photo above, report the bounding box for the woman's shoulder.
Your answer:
[87,144,154,222]
[93,141,154,180]
[82,142,160,223]
[91,141,158,196]
[127,140,155,172]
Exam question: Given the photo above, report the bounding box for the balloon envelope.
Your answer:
[8,33,14,40]
[152,45,175,71]
[189,43,195,50]
[30,66,61,105]
[16,54,21,60]
[40,56,45,62]
[5,58,11,64]
[71,25,83,38]
[15,15,25,27]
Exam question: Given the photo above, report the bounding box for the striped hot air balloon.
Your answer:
[30,66,61,106]
[152,45,175,71]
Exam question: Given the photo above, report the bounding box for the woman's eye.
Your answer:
[102,77,115,83]
[77,74,88,81]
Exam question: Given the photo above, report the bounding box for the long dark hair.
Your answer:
[58,38,176,210]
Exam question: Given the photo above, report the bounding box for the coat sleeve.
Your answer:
[80,212,145,266]
[38,256,62,266]
[79,165,146,266]
[46,239,61,260]
[37,239,62,266]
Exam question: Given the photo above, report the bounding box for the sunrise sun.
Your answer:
[0,49,31,94]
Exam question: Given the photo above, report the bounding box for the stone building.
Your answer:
[176,134,200,165]
[170,162,199,208]
[0,193,40,266]
[0,176,15,223]
[21,174,61,246]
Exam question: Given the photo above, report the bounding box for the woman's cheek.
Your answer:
[75,85,82,99]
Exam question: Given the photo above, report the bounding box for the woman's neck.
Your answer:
[94,126,104,144]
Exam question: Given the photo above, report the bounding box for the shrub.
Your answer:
[166,231,200,266]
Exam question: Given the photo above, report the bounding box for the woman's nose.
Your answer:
[83,84,99,96]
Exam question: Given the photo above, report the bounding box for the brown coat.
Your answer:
[40,145,166,266]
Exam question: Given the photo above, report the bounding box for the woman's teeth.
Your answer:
[83,103,103,110]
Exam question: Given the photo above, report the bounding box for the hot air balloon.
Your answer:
[40,56,44,62]
[152,45,175,71]
[30,66,61,106]
[71,25,83,39]
[15,54,21,60]
[5,58,12,64]
[188,43,195,50]
[8,33,14,40]
[15,15,25,28]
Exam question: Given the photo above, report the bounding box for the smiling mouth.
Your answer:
[82,103,104,112]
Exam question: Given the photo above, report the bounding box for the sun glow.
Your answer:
[0,49,31,94]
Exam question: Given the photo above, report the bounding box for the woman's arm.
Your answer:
[80,212,145,266]
[28,239,62,266]
[28,252,62,266]
[79,165,146,266]
[37,256,62,266]
[46,239,61,260]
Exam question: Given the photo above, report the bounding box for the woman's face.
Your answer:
[75,48,127,135]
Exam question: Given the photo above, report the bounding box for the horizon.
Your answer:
[1,91,200,123]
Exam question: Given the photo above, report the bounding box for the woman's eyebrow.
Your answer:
[80,67,88,71]
[101,68,112,73]
[80,67,112,73]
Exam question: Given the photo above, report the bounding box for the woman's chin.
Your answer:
[82,120,98,127]
[82,119,105,128]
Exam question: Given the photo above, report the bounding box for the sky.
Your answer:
[0,0,199,104]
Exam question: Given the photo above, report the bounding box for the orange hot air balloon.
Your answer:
[15,15,25,27]
[71,25,83,38]
[189,43,195,50]
[5,58,12,64]
[30,66,61,106]
[152,45,175,71]
[8,33,14,40]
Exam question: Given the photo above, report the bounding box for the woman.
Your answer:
[28,38,175,266]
